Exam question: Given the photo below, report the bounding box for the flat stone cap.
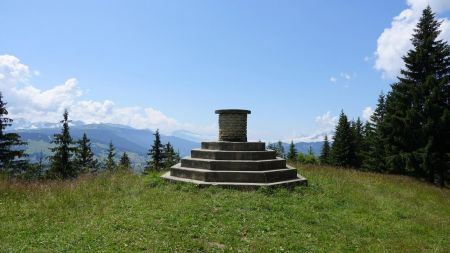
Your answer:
[215,109,251,114]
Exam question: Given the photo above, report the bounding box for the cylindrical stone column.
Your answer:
[215,109,251,142]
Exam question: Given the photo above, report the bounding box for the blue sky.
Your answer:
[0,0,449,141]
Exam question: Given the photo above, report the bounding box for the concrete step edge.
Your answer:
[171,165,297,173]
[161,172,307,187]
[192,148,275,153]
[182,156,284,162]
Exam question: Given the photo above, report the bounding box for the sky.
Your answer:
[0,0,449,142]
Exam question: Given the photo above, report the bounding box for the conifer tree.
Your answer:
[267,142,276,151]
[49,110,76,178]
[308,146,314,156]
[105,141,116,171]
[351,117,364,168]
[276,141,285,158]
[33,151,45,179]
[361,121,374,170]
[422,76,450,185]
[287,140,297,161]
[362,92,387,172]
[74,133,97,173]
[383,6,450,184]
[163,142,177,169]
[146,129,164,172]
[119,152,131,170]
[331,111,355,167]
[268,142,285,158]
[0,92,27,175]
[320,135,331,165]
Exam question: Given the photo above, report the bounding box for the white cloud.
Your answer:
[315,111,338,128]
[362,107,374,121]
[12,78,82,111]
[340,72,352,80]
[288,112,338,142]
[68,101,188,133]
[329,72,356,86]
[407,0,450,11]
[0,54,30,87]
[375,0,450,79]
[0,55,212,136]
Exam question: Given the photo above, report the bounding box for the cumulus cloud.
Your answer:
[68,100,188,133]
[288,112,338,142]
[0,54,30,86]
[0,54,211,135]
[375,0,450,79]
[362,107,374,121]
[315,111,338,128]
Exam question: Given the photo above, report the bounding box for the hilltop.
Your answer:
[1,165,448,252]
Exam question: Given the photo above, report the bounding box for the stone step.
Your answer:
[169,164,298,183]
[191,149,276,160]
[161,171,308,189]
[181,157,286,171]
[201,141,265,151]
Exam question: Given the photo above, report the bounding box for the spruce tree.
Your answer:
[74,133,97,173]
[146,129,164,172]
[361,121,374,170]
[267,142,276,152]
[331,111,355,167]
[49,110,76,179]
[0,92,27,175]
[33,151,45,179]
[105,141,116,171]
[308,146,314,156]
[287,140,297,161]
[119,152,131,170]
[163,142,177,169]
[320,135,331,165]
[362,92,387,172]
[275,141,285,158]
[422,76,450,186]
[383,6,450,184]
[351,117,364,168]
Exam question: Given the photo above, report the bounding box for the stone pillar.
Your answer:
[215,109,251,142]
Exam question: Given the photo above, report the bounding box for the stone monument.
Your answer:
[161,109,307,188]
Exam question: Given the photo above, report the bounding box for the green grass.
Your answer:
[1,165,449,252]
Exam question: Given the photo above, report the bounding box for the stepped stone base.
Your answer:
[161,170,307,189]
[201,141,266,151]
[161,141,308,189]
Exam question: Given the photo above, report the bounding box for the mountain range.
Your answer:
[13,123,199,169]
[10,120,324,169]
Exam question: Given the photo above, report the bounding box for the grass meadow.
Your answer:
[1,165,449,252]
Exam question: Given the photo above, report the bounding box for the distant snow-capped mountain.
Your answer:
[9,119,325,166]
[10,118,86,130]
[171,129,215,142]
[10,122,200,169]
